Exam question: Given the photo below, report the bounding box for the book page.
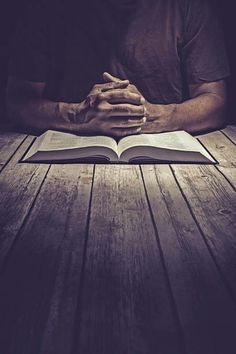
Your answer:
[118,131,204,155]
[22,132,48,161]
[39,130,118,153]
[117,131,215,163]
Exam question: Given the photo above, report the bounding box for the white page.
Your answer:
[39,130,118,153]
[118,131,215,162]
[119,131,203,153]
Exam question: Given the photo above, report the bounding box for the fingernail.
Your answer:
[143,116,146,122]
[140,97,145,104]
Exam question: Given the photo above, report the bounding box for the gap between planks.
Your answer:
[139,164,187,354]
[0,163,95,354]
[197,130,236,191]
[73,164,184,354]
[0,131,28,173]
[170,164,236,306]
[170,163,236,301]
[141,164,236,354]
[221,125,236,145]
[0,136,50,269]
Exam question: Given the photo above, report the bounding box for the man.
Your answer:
[6,0,229,137]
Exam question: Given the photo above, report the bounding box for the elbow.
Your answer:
[6,77,46,130]
[6,95,36,132]
[198,86,228,133]
[6,84,25,127]
[6,94,21,126]
[190,79,228,133]
[208,93,227,131]
[6,97,29,130]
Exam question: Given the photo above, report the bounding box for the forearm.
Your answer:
[6,76,141,137]
[143,92,226,134]
[7,97,88,133]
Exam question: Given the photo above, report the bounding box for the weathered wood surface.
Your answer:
[75,165,183,354]
[141,164,236,354]
[0,131,26,171]
[0,164,94,354]
[171,164,236,298]
[0,136,49,268]
[0,128,235,354]
[197,130,236,189]
[222,125,236,144]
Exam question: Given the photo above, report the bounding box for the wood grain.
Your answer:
[0,136,49,268]
[141,164,236,354]
[0,128,235,354]
[197,131,236,189]
[222,125,236,144]
[0,131,26,171]
[74,164,183,354]
[172,164,236,300]
[0,164,94,354]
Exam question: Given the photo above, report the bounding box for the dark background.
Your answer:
[0,0,235,125]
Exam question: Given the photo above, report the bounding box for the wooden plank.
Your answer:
[0,164,94,354]
[75,165,183,354]
[141,164,236,354]
[0,131,27,171]
[172,164,236,300]
[197,131,236,189]
[222,125,236,144]
[0,136,49,268]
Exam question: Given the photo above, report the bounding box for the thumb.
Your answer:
[103,71,128,84]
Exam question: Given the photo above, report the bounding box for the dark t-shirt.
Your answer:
[9,0,230,104]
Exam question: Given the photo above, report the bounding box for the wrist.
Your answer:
[143,101,179,132]
[57,101,88,133]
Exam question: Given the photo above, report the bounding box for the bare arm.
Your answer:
[6,76,146,137]
[143,80,227,134]
[6,77,76,132]
[103,73,227,134]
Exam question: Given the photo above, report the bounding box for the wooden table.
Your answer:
[0,127,236,354]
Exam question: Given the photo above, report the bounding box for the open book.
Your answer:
[22,130,216,163]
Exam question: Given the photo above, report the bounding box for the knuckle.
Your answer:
[110,105,119,113]
[99,101,110,112]
[107,91,115,100]
[104,102,111,110]
[97,93,105,102]
[107,82,115,89]
[122,91,130,100]
[128,106,134,114]
[120,105,130,114]
[129,84,138,94]
[138,106,144,114]
[115,81,126,89]
[96,102,103,113]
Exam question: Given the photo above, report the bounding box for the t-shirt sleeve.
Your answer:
[8,1,50,82]
[181,0,230,84]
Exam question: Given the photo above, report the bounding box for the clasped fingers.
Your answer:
[97,89,144,105]
[111,103,146,117]
[97,102,146,117]
[107,116,146,128]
